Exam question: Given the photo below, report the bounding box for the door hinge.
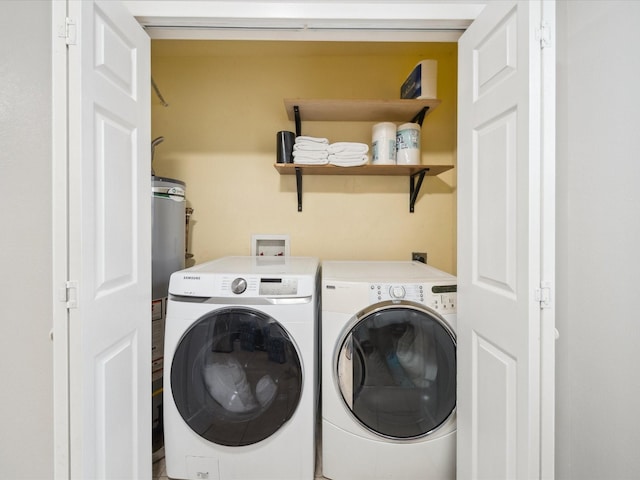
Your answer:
[59,17,77,46]
[60,280,79,309]
[535,282,552,309]
[536,21,551,49]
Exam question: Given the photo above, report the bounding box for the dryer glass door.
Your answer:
[171,307,303,446]
[336,304,456,439]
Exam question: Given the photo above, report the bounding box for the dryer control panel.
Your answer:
[369,283,457,313]
[370,283,424,302]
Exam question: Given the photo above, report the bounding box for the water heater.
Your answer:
[152,177,186,298]
[151,176,186,457]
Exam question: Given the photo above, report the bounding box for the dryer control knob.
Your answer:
[231,277,247,294]
[390,285,406,299]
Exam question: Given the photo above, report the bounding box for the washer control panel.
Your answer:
[369,283,457,313]
[221,276,298,296]
[231,277,248,294]
[258,277,298,296]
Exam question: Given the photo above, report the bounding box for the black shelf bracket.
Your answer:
[289,101,434,212]
[409,168,429,212]
[294,105,302,137]
[411,106,430,126]
[292,167,429,213]
[295,167,303,211]
[294,105,302,211]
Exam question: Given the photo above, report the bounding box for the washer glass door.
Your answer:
[336,303,456,439]
[171,307,303,446]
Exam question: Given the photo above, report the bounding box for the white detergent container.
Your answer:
[371,122,397,165]
[396,122,421,165]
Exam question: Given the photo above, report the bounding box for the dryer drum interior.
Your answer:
[171,307,303,447]
[336,304,456,440]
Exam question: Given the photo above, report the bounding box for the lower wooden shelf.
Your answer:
[273,163,454,212]
[273,163,453,176]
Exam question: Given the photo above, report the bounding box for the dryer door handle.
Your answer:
[336,334,354,409]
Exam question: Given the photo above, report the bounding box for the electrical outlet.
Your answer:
[412,252,427,264]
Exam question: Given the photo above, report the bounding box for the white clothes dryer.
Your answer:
[321,261,457,480]
[164,256,319,480]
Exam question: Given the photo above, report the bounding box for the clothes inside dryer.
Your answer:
[171,307,303,447]
[337,305,456,439]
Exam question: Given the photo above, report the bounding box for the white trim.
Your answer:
[52,0,70,478]
[124,1,484,21]
[144,26,466,42]
[539,0,556,477]
[123,1,484,40]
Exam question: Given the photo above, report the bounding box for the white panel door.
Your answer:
[67,0,151,477]
[457,1,555,478]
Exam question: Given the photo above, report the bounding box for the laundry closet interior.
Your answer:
[150,36,459,478]
[150,39,458,274]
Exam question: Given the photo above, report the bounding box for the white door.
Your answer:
[457,1,555,479]
[67,0,151,477]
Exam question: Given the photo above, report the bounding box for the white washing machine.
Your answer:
[164,256,319,480]
[321,261,457,480]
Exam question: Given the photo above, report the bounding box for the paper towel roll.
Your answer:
[396,123,421,165]
[372,122,397,165]
[401,60,438,99]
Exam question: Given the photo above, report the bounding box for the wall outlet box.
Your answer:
[251,234,290,257]
[412,252,427,263]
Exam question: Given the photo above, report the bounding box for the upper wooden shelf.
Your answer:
[284,98,441,122]
[273,163,453,176]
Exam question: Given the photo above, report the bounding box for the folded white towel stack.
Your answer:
[327,142,369,155]
[294,136,330,165]
[327,142,369,167]
[328,154,369,167]
[293,143,328,152]
[297,136,329,144]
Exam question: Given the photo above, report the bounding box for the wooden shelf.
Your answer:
[278,98,448,212]
[274,163,454,213]
[284,98,441,122]
[273,163,453,176]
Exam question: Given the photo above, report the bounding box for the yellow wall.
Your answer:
[151,40,457,274]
